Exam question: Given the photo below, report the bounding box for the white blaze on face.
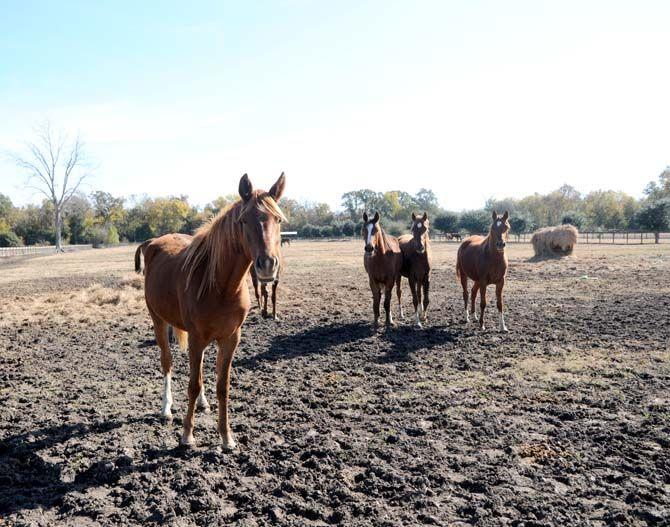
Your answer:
[366,224,374,246]
[496,221,502,227]
[417,222,422,229]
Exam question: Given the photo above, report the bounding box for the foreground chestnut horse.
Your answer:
[398,212,431,327]
[136,173,286,448]
[250,260,281,320]
[456,210,510,331]
[362,211,402,327]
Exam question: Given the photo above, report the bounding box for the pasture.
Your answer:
[1,241,669,526]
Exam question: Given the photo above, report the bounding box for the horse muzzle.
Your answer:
[364,244,374,255]
[254,255,279,282]
[496,242,506,251]
[416,244,425,254]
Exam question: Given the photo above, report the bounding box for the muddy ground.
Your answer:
[1,241,669,526]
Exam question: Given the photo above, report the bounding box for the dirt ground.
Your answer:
[1,240,669,526]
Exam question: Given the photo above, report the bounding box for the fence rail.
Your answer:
[431,231,670,244]
[0,244,93,258]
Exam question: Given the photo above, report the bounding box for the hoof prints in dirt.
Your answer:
[1,244,670,525]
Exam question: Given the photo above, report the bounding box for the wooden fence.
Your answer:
[432,232,670,244]
[0,244,93,258]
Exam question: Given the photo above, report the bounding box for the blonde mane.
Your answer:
[182,193,286,298]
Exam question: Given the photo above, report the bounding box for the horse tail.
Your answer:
[172,327,188,352]
[456,244,463,279]
[134,239,153,274]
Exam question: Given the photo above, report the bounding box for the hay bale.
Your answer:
[531,224,578,258]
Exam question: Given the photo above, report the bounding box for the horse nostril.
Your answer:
[365,245,373,253]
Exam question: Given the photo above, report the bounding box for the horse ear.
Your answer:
[239,174,253,202]
[412,212,417,221]
[502,210,509,221]
[363,212,369,223]
[269,172,286,201]
[373,211,380,223]
[492,210,498,220]
[422,212,428,222]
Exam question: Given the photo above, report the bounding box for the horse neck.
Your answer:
[484,230,506,262]
[374,228,387,255]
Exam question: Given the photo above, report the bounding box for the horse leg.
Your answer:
[196,359,210,414]
[416,277,424,327]
[261,284,269,318]
[370,279,381,327]
[479,284,487,330]
[470,282,479,322]
[396,274,404,319]
[409,275,421,327]
[252,271,261,310]
[384,283,395,327]
[460,271,469,322]
[181,333,207,446]
[216,329,240,450]
[271,281,279,320]
[151,314,173,419]
[496,281,508,332]
[421,273,430,323]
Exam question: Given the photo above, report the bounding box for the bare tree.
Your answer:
[10,122,90,252]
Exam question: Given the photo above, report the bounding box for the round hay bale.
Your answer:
[530,224,578,258]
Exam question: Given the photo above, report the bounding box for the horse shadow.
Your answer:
[237,320,459,368]
[0,414,190,517]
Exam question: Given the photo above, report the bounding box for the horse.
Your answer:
[134,173,286,448]
[250,259,281,320]
[398,212,431,327]
[361,211,403,328]
[456,210,510,331]
[450,233,462,242]
[280,236,291,246]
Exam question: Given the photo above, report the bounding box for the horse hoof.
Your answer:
[221,436,237,451]
[197,405,211,414]
[161,409,173,420]
[180,434,196,447]
[500,326,509,333]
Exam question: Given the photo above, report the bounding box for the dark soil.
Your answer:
[1,244,669,526]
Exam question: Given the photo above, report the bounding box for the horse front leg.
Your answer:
[261,284,269,318]
[421,273,430,323]
[396,274,404,319]
[181,334,207,446]
[370,279,381,327]
[408,275,421,327]
[196,359,210,414]
[216,328,240,450]
[496,281,508,332]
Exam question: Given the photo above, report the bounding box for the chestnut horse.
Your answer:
[398,212,431,327]
[135,173,286,448]
[250,259,281,320]
[456,210,510,331]
[362,211,403,327]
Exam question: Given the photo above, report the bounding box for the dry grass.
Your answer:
[530,224,579,258]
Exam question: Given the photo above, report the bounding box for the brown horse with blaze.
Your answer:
[135,173,286,449]
[456,210,510,331]
[398,212,431,327]
[362,211,403,328]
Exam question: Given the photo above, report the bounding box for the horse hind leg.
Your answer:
[181,333,207,447]
[421,274,430,323]
[171,327,209,413]
[151,316,173,419]
[409,276,421,328]
[271,281,279,320]
[496,281,508,332]
[384,283,395,328]
[396,275,404,319]
[460,272,469,323]
[470,282,480,322]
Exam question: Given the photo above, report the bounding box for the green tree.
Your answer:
[644,168,670,201]
[433,212,459,233]
[458,210,490,234]
[633,198,670,243]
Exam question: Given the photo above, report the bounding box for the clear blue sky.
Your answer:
[1,0,669,211]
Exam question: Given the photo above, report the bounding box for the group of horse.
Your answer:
[361,208,510,333]
[134,174,510,449]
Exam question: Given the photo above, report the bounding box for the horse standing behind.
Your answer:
[135,173,286,448]
[361,211,403,328]
[398,212,431,327]
[250,259,282,320]
[456,210,510,331]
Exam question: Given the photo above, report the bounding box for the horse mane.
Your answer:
[182,192,286,298]
[377,224,393,254]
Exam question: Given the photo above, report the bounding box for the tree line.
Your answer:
[1,169,668,247]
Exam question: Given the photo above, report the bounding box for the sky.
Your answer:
[1,0,669,212]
